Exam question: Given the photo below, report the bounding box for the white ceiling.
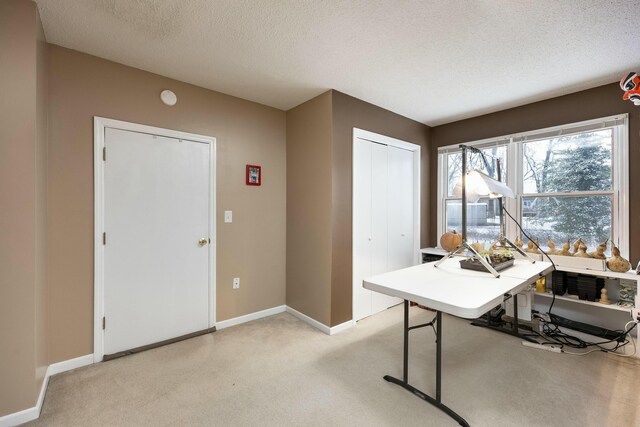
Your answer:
[36,0,640,126]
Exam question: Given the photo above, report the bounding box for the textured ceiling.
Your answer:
[36,0,640,126]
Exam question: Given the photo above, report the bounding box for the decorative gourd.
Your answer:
[606,244,631,273]
[558,239,572,256]
[573,241,591,258]
[440,230,462,252]
[525,240,540,254]
[588,240,608,260]
[547,238,558,255]
[572,239,582,255]
[514,236,524,249]
[471,241,485,253]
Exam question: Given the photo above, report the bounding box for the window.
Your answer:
[443,145,508,243]
[437,115,629,258]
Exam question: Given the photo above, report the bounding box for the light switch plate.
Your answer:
[224,211,232,223]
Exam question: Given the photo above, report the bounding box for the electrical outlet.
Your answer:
[233,277,240,289]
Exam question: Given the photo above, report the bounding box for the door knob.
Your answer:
[198,238,208,247]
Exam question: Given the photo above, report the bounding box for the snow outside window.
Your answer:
[437,115,629,258]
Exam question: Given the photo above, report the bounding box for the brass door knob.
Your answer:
[198,238,208,247]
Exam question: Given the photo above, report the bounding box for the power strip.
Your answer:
[522,341,562,353]
[548,313,624,342]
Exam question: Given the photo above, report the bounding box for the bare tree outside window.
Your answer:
[442,130,615,252]
[447,146,507,197]
[445,146,507,244]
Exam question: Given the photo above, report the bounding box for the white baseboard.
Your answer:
[0,367,49,427]
[285,306,355,335]
[285,306,330,334]
[48,354,94,376]
[329,319,355,335]
[0,353,93,427]
[216,305,286,330]
[0,305,354,426]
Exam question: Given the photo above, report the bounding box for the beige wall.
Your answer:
[47,45,286,363]
[285,92,334,326]
[0,0,48,417]
[330,91,431,326]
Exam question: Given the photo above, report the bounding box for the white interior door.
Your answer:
[370,143,394,315]
[352,139,373,322]
[387,146,414,271]
[104,127,210,355]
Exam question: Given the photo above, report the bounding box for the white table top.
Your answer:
[363,257,553,319]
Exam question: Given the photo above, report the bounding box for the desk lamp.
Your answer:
[434,144,535,277]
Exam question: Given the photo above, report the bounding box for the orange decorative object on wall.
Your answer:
[620,72,640,105]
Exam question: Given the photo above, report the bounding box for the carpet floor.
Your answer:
[30,305,640,426]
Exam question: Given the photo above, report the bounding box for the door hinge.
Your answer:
[102,316,106,330]
[103,147,106,161]
[103,232,106,245]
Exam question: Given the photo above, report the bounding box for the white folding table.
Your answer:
[363,257,553,426]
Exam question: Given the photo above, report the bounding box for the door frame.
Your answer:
[352,128,421,322]
[93,117,217,362]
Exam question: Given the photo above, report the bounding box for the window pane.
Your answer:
[445,198,501,243]
[447,146,507,197]
[522,129,612,194]
[521,195,612,252]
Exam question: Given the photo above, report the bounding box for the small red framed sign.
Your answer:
[246,164,261,186]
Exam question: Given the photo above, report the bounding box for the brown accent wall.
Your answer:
[47,45,286,363]
[285,90,431,327]
[0,0,48,416]
[430,83,639,265]
[330,91,431,326]
[285,92,333,326]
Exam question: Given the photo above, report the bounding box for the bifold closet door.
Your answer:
[387,146,414,271]
[103,128,210,356]
[352,138,374,322]
[369,143,396,315]
[354,140,409,321]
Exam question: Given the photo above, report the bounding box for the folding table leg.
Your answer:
[383,303,469,427]
[403,300,409,383]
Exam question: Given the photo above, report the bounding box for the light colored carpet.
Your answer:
[30,306,639,426]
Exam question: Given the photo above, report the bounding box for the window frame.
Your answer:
[436,114,629,259]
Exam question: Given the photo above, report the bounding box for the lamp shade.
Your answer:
[454,170,515,202]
